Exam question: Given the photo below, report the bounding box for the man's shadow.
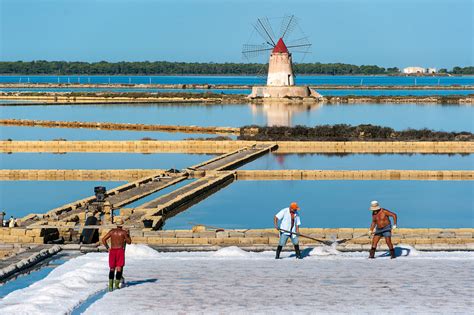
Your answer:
[125,278,158,287]
[288,248,313,259]
[379,246,411,258]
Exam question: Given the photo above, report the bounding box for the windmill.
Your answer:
[243,15,321,99]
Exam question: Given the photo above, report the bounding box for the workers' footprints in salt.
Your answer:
[1,245,472,314]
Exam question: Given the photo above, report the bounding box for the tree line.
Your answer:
[1,61,472,75]
[239,124,473,142]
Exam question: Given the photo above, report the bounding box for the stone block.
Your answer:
[176,231,193,238]
[250,237,269,245]
[432,238,449,244]
[161,238,178,245]
[268,237,280,245]
[0,228,10,235]
[228,231,245,238]
[2,235,19,243]
[193,231,216,238]
[10,228,26,236]
[336,232,353,239]
[192,238,209,245]
[176,238,194,245]
[299,239,318,245]
[238,238,253,245]
[350,238,371,245]
[132,236,148,244]
[455,232,473,238]
[414,239,433,244]
[18,236,34,243]
[438,231,456,238]
[130,230,144,237]
[147,237,163,245]
[216,231,229,238]
[244,230,262,237]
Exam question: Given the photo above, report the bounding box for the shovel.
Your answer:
[278,228,334,246]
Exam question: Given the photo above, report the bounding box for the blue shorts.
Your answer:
[374,224,392,237]
[279,233,299,246]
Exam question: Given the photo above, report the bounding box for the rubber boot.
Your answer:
[389,249,396,259]
[114,279,121,290]
[275,245,283,259]
[369,247,376,259]
[294,245,302,259]
[108,279,114,292]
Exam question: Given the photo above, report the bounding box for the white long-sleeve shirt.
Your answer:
[275,207,301,237]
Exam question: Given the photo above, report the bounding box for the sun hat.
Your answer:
[369,200,381,211]
[290,202,300,210]
[115,217,124,226]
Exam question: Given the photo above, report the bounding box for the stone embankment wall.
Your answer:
[0,227,47,244]
[0,245,61,281]
[2,140,472,154]
[0,94,241,104]
[1,228,473,251]
[0,169,163,181]
[324,96,473,105]
[235,170,474,181]
[0,119,240,135]
[1,169,473,181]
[106,228,474,251]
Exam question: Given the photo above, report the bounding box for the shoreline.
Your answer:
[1,82,473,90]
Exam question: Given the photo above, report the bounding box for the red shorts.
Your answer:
[108,248,125,269]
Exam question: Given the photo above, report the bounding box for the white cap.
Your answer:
[369,200,381,211]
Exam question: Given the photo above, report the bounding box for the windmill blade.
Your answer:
[242,44,273,60]
[286,43,312,49]
[260,17,277,44]
[279,15,298,40]
[254,18,276,46]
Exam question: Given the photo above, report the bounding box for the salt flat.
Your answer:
[0,245,472,314]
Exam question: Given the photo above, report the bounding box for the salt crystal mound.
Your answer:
[0,253,108,315]
[307,244,341,257]
[211,246,256,258]
[125,244,161,258]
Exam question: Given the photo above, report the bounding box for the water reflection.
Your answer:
[250,103,322,126]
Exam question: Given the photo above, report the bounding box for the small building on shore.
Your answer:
[403,66,426,74]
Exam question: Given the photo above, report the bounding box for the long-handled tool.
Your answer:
[336,233,369,245]
[279,229,333,246]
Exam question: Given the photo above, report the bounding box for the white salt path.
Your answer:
[0,245,472,314]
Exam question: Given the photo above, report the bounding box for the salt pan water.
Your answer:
[1,103,472,131]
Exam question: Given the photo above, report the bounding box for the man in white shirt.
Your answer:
[274,202,302,259]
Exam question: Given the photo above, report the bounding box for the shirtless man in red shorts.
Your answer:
[368,200,398,259]
[102,218,132,291]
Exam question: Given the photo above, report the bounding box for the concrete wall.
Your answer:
[2,140,472,154]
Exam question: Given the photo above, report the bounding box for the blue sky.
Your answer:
[0,0,472,69]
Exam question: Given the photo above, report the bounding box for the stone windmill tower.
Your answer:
[243,15,321,99]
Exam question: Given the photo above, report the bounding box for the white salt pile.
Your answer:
[1,245,472,314]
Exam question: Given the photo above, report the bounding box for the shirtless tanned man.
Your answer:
[368,200,398,259]
[102,218,132,291]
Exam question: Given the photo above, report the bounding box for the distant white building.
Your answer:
[403,66,425,74]
[426,68,436,74]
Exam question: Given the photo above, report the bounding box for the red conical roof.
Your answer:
[272,38,289,53]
